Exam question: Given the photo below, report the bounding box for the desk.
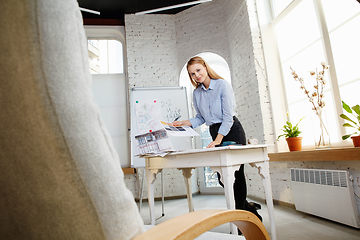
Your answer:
[145,144,276,240]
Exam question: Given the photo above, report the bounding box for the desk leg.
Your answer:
[212,166,238,235]
[179,168,195,212]
[147,168,161,225]
[250,161,277,240]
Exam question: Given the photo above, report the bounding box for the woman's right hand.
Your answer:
[172,120,191,127]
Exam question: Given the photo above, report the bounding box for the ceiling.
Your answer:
[77,0,197,20]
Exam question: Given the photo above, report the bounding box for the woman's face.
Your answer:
[187,63,209,84]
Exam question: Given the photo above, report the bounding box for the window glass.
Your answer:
[321,0,360,32]
[272,0,293,16]
[326,13,360,108]
[275,0,320,62]
[330,16,360,86]
[281,40,328,105]
[340,81,360,107]
[87,39,124,74]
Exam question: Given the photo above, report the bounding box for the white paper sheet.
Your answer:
[160,121,199,137]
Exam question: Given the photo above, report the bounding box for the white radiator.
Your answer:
[290,168,360,228]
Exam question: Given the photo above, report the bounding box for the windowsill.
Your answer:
[268,147,360,162]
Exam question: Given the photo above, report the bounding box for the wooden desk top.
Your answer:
[269,147,360,162]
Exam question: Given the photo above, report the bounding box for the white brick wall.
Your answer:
[125,14,179,88]
[175,0,231,71]
[222,0,274,145]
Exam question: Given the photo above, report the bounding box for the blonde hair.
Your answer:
[187,56,224,88]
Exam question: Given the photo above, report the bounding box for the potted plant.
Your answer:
[277,117,304,151]
[340,101,360,147]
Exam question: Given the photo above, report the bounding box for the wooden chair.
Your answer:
[0,0,270,239]
[135,210,269,240]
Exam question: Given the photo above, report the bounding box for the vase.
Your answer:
[286,137,302,151]
[311,108,331,149]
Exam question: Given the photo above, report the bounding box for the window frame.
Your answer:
[257,0,358,151]
[84,26,126,75]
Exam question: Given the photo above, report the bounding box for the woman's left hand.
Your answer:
[206,140,221,148]
[207,133,224,148]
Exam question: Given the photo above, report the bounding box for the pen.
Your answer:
[173,116,181,122]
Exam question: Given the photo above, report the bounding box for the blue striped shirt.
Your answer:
[189,79,236,136]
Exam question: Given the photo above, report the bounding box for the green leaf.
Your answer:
[342,101,352,113]
[343,123,355,128]
[342,132,359,140]
[277,134,285,141]
[292,130,301,137]
[340,114,358,126]
[342,134,351,140]
[294,117,304,128]
[352,105,360,116]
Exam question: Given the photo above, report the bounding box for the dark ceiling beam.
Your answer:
[83,18,124,26]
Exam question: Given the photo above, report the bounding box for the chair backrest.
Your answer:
[0,0,144,239]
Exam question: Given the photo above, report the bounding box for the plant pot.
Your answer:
[351,136,360,147]
[286,137,302,151]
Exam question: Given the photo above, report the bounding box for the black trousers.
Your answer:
[209,116,247,210]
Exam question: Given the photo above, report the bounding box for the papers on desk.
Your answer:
[138,151,173,158]
[160,121,199,137]
[134,128,175,156]
[134,121,198,157]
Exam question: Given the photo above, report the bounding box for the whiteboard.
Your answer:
[130,87,192,167]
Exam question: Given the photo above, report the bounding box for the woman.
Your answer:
[173,56,261,224]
